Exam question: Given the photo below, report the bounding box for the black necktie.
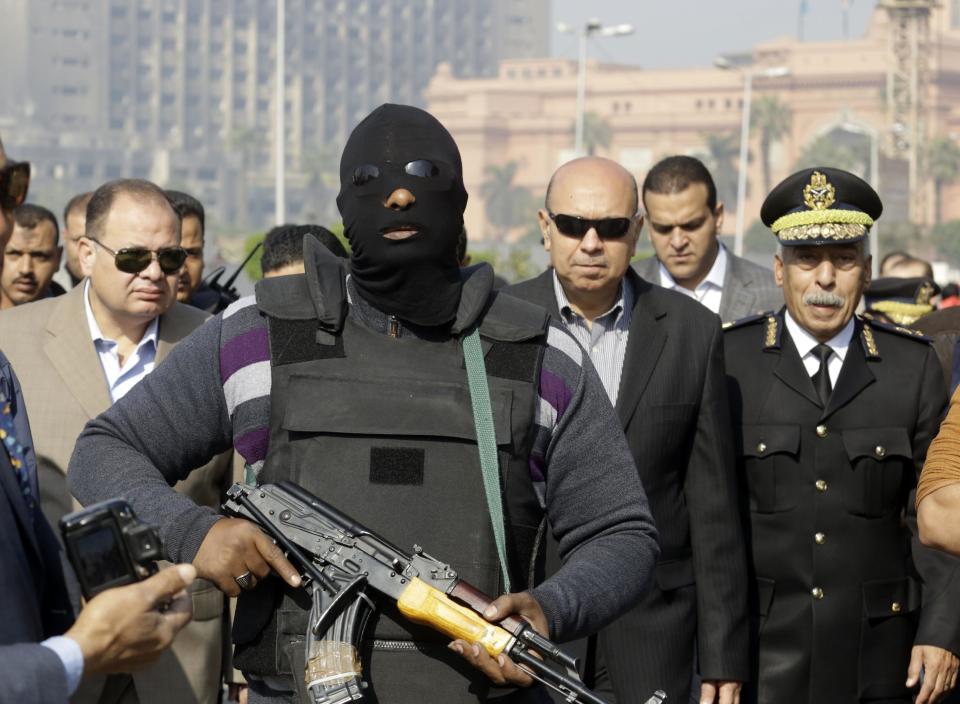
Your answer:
[811,343,833,406]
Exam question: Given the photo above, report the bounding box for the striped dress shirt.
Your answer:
[552,271,633,405]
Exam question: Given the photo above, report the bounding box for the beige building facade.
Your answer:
[426,4,960,248]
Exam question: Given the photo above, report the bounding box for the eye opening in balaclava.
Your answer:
[336,103,468,328]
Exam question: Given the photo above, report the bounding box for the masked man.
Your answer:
[724,167,960,704]
[69,104,660,704]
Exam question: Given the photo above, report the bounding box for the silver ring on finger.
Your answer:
[235,571,255,590]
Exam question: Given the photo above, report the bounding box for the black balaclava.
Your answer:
[336,104,468,327]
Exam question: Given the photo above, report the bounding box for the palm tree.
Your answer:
[480,162,535,238]
[927,137,960,225]
[794,133,870,179]
[301,142,341,224]
[569,112,613,156]
[751,96,792,193]
[702,131,741,207]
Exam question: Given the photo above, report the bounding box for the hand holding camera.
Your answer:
[66,563,196,674]
[58,500,195,674]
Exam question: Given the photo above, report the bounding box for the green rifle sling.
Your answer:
[462,327,512,593]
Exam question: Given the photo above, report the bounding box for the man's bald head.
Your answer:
[544,157,639,215]
[537,157,643,321]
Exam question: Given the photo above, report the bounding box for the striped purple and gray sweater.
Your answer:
[70,292,658,642]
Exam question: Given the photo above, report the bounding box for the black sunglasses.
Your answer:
[352,159,440,186]
[548,211,634,239]
[0,161,31,212]
[89,239,188,275]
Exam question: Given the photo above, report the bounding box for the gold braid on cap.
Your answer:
[777,222,869,242]
[870,300,934,326]
[771,208,874,234]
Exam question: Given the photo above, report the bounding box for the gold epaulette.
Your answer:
[865,319,932,344]
[722,312,770,331]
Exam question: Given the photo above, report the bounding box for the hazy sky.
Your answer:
[552,0,878,68]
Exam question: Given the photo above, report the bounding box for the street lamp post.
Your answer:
[275,0,286,225]
[715,59,790,257]
[558,19,634,157]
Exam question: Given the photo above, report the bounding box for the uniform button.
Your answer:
[816,425,828,438]
[891,602,902,613]
[814,532,826,545]
[815,479,828,492]
[811,587,824,600]
[875,445,886,458]
[757,442,767,454]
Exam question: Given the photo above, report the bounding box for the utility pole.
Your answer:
[880,0,938,224]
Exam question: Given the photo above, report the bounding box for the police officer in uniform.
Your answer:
[723,167,960,704]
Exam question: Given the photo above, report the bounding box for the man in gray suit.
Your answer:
[0,132,195,704]
[634,156,781,323]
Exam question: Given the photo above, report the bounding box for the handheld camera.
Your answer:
[60,499,162,600]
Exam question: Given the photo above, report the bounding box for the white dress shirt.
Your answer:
[552,271,633,406]
[658,243,728,315]
[784,310,855,388]
[84,281,159,402]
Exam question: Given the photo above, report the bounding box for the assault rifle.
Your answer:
[223,481,667,704]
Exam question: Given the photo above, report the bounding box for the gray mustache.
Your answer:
[803,292,845,308]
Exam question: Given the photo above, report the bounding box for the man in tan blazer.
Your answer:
[0,178,229,704]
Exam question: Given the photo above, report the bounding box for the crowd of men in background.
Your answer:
[5,101,960,704]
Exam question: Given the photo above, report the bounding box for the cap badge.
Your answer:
[803,171,836,211]
[917,281,935,305]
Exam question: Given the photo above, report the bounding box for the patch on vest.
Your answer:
[484,340,541,382]
[369,447,425,485]
[268,318,345,365]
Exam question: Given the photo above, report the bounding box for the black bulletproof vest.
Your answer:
[233,251,550,702]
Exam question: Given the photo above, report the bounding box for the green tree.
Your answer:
[751,96,793,193]
[744,219,778,259]
[480,162,537,239]
[227,126,264,228]
[927,137,960,225]
[702,131,741,207]
[930,220,960,264]
[569,112,613,156]
[794,133,869,178]
[242,232,266,282]
[470,245,539,284]
[301,143,341,224]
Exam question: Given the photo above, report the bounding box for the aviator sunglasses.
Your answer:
[0,161,31,212]
[352,159,440,186]
[89,238,188,275]
[548,211,634,239]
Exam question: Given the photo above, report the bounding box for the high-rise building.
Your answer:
[0,0,549,230]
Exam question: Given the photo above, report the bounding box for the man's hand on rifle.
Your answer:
[448,591,548,687]
[193,517,302,597]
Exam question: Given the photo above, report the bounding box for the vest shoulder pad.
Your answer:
[255,274,316,319]
[478,290,549,343]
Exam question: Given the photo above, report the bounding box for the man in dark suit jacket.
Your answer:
[0,134,195,704]
[506,156,749,704]
[725,167,960,704]
[634,156,782,323]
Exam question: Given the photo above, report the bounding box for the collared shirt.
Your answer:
[784,310,855,388]
[658,243,728,315]
[552,271,633,405]
[84,281,159,402]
